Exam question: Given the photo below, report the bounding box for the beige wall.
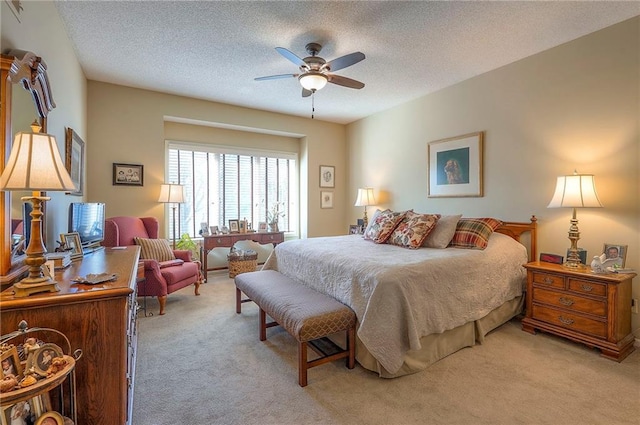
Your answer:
[1,1,87,248]
[346,17,640,334]
[86,82,347,238]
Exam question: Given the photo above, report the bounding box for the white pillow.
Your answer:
[362,209,383,237]
[422,214,462,248]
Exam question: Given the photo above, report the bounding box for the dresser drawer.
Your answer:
[532,272,564,289]
[532,305,606,338]
[568,278,606,297]
[532,287,606,317]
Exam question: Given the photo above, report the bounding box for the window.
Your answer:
[166,141,297,238]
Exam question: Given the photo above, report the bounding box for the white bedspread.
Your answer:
[262,232,527,374]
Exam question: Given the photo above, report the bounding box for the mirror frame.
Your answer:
[0,50,55,284]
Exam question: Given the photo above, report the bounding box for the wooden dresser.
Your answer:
[0,247,140,425]
[522,261,636,361]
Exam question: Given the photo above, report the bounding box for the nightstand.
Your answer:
[522,261,636,361]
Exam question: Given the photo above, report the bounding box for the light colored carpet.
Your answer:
[132,272,640,425]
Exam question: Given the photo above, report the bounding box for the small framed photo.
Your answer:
[113,163,144,186]
[209,226,219,235]
[34,411,65,425]
[239,220,247,233]
[321,191,333,209]
[3,398,41,425]
[348,225,361,235]
[229,219,240,233]
[199,222,210,236]
[31,343,63,377]
[602,243,627,268]
[258,222,268,233]
[60,232,83,260]
[1,346,22,379]
[319,165,335,188]
[427,131,483,198]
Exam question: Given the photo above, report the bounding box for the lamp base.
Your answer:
[13,276,60,297]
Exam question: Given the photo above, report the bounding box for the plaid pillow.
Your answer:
[363,209,407,244]
[449,218,502,250]
[134,237,176,262]
[388,211,440,249]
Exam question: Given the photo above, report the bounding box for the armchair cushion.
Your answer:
[134,237,176,262]
[159,259,185,269]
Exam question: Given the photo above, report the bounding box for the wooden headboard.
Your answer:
[495,215,537,262]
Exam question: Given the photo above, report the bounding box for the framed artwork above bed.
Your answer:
[427,131,483,198]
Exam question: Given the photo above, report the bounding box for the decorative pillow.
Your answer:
[134,237,176,262]
[362,209,382,238]
[449,218,503,250]
[363,209,407,244]
[388,211,440,249]
[423,214,462,248]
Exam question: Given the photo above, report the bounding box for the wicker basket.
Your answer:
[228,250,258,278]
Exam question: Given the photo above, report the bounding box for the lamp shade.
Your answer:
[0,131,75,191]
[158,183,185,203]
[354,187,376,207]
[299,72,328,91]
[547,173,602,209]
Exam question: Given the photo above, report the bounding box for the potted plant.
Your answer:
[175,233,200,261]
[267,202,285,233]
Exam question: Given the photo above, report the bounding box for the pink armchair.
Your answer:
[103,216,201,315]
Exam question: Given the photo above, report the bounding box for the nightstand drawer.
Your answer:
[532,272,564,289]
[532,305,606,338]
[568,278,606,297]
[532,287,606,317]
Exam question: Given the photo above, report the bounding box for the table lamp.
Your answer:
[0,124,76,296]
[547,171,602,268]
[354,187,376,228]
[158,183,185,249]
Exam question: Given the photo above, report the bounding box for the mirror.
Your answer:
[0,50,55,284]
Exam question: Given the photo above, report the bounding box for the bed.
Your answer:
[262,216,537,377]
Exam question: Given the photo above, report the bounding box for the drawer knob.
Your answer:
[580,284,593,292]
[217,238,222,243]
[558,297,574,306]
[543,277,554,284]
[558,316,574,326]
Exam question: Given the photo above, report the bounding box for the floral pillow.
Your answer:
[449,218,503,250]
[363,209,407,244]
[388,211,440,249]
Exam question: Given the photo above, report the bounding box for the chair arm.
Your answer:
[173,250,193,262]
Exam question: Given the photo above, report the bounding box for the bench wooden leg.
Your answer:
[259,308,267,341]
[299,341,308,387]
[347,327,355,369]
[236,287,242,314]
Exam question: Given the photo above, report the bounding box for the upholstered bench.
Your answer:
[235,270,356,387]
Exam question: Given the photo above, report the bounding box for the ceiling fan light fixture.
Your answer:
[299,72,328,91]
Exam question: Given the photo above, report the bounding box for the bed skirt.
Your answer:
[354,295,524,378]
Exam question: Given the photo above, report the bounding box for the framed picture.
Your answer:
[199,222,210,236]
[209,225,219,235]
[3,400,32,425]
[64,127,84,196]
[1,346,22,379]
[31,343,63,377]
[258,222,267,233]
[319,165,335,188]
[348,225,362,235]
[602,243,627,268]
[112,163,144,186]
[35,411,65,425]
[427,131,484,198]
[321,191,333,209]
[228,219,240,233]
[60,232,83,260]
[239,220,247,233]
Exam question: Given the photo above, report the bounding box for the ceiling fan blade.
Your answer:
[254,74,298,81]
[275,47,308,68]
[327,74,365,89]
[324,52,365,72]
[302,88,313,98]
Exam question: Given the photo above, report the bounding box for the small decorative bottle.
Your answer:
[591,255,604,273]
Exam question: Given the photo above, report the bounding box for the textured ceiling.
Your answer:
[54,1,639,124]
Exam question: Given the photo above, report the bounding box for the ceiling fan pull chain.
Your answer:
[311,91,315,119]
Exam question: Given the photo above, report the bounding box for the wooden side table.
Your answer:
[201,232,284,281]
[522,261,636,361]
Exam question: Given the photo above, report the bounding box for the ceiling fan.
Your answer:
[255,42,365,97]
